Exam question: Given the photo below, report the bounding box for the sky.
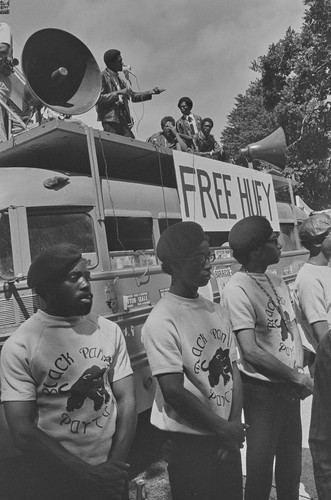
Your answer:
[3,0,306,143]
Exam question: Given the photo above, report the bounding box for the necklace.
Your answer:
[240,266,293,335]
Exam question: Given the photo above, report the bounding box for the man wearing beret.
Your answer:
[223,215,313,500]
[142,221,247,500]
[0,243,136,500]
[292,213,331,499]
[96,49,165,138]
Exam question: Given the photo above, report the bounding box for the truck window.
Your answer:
[0,211,13,278]
[158,218,181,234]
[105,216,153,251]
[279,223,303,252]
[27,212,96,264]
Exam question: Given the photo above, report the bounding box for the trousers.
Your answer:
[166,432,243,500]
[242,376,302,500]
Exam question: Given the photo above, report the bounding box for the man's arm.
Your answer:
[4,401,129,494]
[157,372,246,453]
[292,319,304,368]
[107,374,137,462]
[236,328,313,396]
[311,320,330,345]
[131,87,165,103]
[228,362,243,423]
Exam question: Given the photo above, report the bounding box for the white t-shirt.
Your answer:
[294,263,331,352]
[141,292,237,435]
[223,271,296,382]
[0,310,132,465]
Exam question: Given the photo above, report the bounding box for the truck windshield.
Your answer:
[27,211,97,265]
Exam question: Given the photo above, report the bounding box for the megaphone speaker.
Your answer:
[239,127,287,169]
[22,28,101,115]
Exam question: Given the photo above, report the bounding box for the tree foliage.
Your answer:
[221,0,331,210]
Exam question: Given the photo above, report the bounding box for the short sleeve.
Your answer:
[0,339,37,401]
[98,317,132,383]
[142,314,183,376]
[223,282,256,332]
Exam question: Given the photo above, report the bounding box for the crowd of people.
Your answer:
[2,213,331,499]
[0,30,228,161]
[96,49,226,159]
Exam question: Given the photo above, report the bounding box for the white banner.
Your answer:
[173,151,280,232]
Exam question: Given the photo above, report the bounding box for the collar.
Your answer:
[105,67,119,78]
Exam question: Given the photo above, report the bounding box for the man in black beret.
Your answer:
[96,49,165,138]
[223,216,313,500]
[0,243,136,500]
[142,221,247,500]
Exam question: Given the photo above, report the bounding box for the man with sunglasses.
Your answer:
[293,212,331,499]
[142,221,247,500]
[223,215,313,500]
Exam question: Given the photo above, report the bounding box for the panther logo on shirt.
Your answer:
[201,347,232,387]
[66,365,110,412]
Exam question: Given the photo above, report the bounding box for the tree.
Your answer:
[221,0,331,210]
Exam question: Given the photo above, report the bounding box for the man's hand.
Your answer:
[85,459,130,499]
[117,88,131,98]
[217,421,248,454]
[151,87,166,94]
[295,373,314,400]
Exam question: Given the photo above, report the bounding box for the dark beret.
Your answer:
[178,97,193,109]
[299,213,331,242]
[157,221,207,262]
[104,49,121,67]
[27,243,82,289]
[229,216,273,253]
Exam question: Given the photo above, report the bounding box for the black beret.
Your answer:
[104,49,121,67]
[299,213,331,242]
[27,243,82,289]
[229,216,273,253]
[157,221,207,262]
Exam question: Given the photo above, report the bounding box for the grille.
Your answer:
[0,292,42,329]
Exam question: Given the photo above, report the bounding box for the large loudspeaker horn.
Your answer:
[22,28,101,115]
[239,127,287,169]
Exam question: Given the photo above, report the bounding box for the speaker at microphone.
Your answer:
[22,28,101,115]
[239,127,287,170]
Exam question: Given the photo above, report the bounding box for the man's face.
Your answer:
[174,240,213,291]
[0,43,9,58]
[179,101,191,116]
[45,260,93,317]
[320,228,331,256]
[258,232,282,266]
[162,120,175,135]
[114,55,123,72]
[202,121,212,136]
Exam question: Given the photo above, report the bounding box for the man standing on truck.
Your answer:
[223,215,313,500]
[0,243,136,500]
[142,221,247,500]
[96,49,165,138]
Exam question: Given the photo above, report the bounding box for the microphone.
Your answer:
[122,64,136,79]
